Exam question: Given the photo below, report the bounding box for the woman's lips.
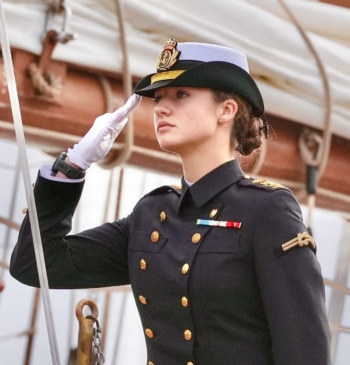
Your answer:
[157,121,173,132]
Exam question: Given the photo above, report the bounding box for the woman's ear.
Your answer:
[218,99,238,123]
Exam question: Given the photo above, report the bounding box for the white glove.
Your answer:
[67,94,142,169]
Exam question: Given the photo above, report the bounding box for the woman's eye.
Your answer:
[176,91,188,99]
[153,95,161,103]
[153,90,188,102]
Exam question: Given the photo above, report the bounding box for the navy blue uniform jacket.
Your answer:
[10,159,331,364]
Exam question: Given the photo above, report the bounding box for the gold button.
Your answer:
[139,295,147,305]
[140,259,147,270]
[184,329,192,341]
[151,231,160,243]
[159,211,167,222]
[181,296,189,307]
[181,263,190,275]
[148,362,155,365]
[191,233,201,244]
[187,362,194,365]
[209,208,218,218]
[22,207,28,214]
[145,328,154,338]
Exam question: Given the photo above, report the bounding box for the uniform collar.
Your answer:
[178,159,243,211]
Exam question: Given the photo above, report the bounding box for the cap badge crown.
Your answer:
[156,38,180,72]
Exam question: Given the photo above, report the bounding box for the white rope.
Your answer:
[0,2,61,364]
[97,0,134,169]
[277,0,333,231]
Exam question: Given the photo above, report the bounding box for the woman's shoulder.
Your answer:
[238,174,291,193]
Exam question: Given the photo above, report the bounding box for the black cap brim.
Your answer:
[134,61,264,116]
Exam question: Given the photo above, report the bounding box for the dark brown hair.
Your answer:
[212,90,268,155]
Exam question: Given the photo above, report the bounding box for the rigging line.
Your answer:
[98,0,134,168]
[0,151,20,310]
[277,0,332,177]
[277,0,332,229]
[115,0,132,97]
[98,0,134,169]
[0,2,61,365]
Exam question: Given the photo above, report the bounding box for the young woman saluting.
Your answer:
[11,38,331,365]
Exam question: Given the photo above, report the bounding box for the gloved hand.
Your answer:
[67,94,142,169]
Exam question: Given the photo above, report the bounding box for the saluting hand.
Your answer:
[67,93,142,170]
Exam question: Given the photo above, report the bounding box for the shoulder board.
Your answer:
[239,175,289,191]
[145,184,182,196]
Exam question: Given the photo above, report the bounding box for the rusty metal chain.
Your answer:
[86,315,105,365]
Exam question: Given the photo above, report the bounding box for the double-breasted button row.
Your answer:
[146,327,194,342]
[141,209,200,365]
[151,228,202,245]
[140,259,191,274]
[139,255,191,275]
[144,326,193,341]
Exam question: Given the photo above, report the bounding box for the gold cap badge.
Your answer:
[156,38,180,72]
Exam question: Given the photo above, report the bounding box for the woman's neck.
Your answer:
[181,151,234,184]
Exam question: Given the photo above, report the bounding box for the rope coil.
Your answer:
[27,62,62,98]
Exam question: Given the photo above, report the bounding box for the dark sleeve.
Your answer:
[10,172,130,289]
[254,189,331,365]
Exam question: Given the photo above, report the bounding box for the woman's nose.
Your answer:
[154,100,171,115]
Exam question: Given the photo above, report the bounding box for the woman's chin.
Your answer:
[158,141,181,156]
[157,138,177,153]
